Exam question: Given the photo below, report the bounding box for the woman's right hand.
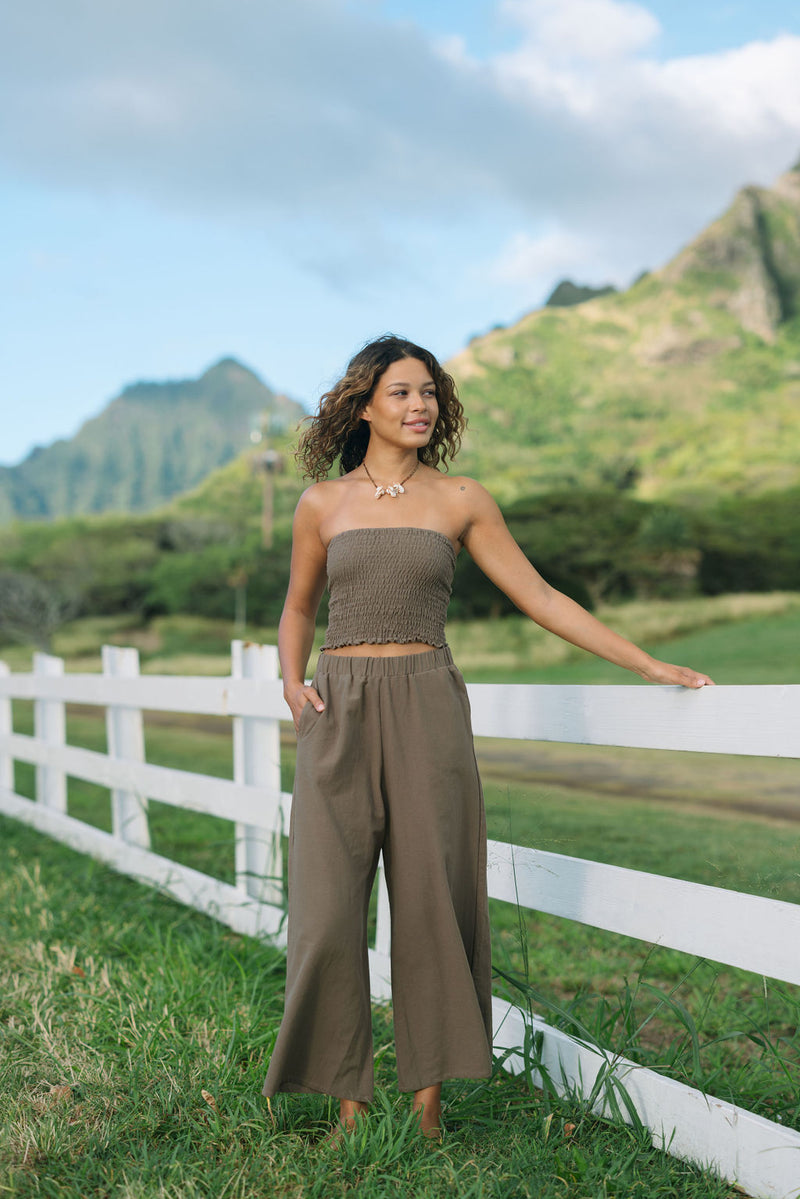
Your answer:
[285,683,325,735]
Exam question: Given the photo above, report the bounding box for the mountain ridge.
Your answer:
[0,358,303,523]
[447,162,800,503]
[3,160,799,525]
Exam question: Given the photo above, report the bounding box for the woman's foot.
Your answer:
[320,1099,368,1146]
[412,1084,442,1140]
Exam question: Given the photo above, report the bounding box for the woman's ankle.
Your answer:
[412,1084,442,1135]
[339,1098,368,1123]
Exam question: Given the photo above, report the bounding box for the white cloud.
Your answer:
[478,2,800,279]
[651,35,800,138]
[500,0,660,62]
[491,1,800,145]
[0,0,524,224]
[488,228,594,286]
[1,0,799,296]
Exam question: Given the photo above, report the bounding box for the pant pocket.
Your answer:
[296,700,324,741]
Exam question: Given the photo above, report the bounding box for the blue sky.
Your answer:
[2,0,800,465]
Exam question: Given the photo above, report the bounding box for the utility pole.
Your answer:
[228,565,248,635]
[250,406,287,549]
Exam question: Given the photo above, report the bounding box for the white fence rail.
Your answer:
[1,646,799,1199]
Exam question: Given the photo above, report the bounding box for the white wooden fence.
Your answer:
[0,644,799,1199]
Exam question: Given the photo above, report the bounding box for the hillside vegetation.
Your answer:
[1,479,798,646]
[449,164,800,504]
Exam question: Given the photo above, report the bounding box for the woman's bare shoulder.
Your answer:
[434,472,499,510]
[294,475,359,541]
[292,479,337,533]
[428,471,502,542]
[296,476,347,509]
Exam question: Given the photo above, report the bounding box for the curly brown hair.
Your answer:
[296,334,465,480]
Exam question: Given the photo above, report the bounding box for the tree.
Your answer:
[0,570,82,650]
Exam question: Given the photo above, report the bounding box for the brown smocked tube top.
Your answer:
[321,527,457,651]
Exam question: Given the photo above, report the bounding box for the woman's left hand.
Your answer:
[638,659,715,688]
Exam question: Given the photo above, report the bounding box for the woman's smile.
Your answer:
[361,357,439,442]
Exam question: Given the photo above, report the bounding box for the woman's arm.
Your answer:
[279,487,330,729]
[460,481,714,688]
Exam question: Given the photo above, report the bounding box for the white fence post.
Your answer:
[369,857,393,998]
[374,860,391,959]
[0,661,12,791]
[33,652,67,811]
[102,645,150,849]
[231,640,283,906]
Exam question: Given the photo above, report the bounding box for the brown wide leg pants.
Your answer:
[262,646,493,1103]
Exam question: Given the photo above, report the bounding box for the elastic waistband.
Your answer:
[316,645,454,678]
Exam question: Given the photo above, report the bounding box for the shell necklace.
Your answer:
[362,459,419,499]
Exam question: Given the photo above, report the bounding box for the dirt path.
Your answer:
[474,738,800,825]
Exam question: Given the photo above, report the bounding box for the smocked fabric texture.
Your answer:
[321,526,455,650]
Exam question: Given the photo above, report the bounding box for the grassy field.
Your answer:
[1,597,798,1195]
[1,818,745,1199]
[2,591,800,682]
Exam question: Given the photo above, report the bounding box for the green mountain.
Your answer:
[545,279,619,307]
[449,163,800,504]
[7,161,798,530]
[0,358,304,524]
[157,161,800,531]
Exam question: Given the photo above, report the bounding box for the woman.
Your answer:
[262,334,713,1139]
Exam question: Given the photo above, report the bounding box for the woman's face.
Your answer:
[361,357,438,448]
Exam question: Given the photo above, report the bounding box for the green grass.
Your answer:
[0,819,739,1198]
[2,600,799,1193]
[2,590,799,682]
[447,593,800,684]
